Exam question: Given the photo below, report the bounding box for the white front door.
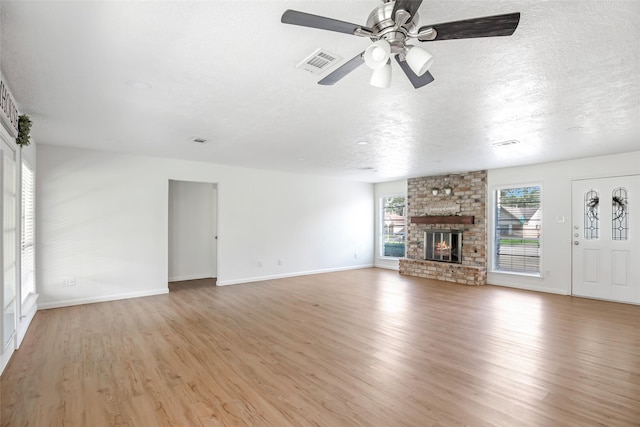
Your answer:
[572,175,640,304]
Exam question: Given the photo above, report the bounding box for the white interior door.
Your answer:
[572,175,640,304]
[168,180,218,282]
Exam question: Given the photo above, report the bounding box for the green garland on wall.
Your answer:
[16,114,32,147]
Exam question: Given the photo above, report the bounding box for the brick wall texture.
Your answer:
[399,170,487,285]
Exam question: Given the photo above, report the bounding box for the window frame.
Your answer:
[379,194,407,259]
[491,183,543,277]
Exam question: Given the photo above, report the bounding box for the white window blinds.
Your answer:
[21,161,35,303]
[495,186,542,275]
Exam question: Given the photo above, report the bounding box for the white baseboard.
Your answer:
[168,274,215,282]
[1,341,13,375]
[1,294,40,375]
[17,295,39,348]
[487,281,569,295]
[38,288,169,310]
[374,258,400,271]
[216,264,374,286]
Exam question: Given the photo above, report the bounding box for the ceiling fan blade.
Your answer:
[395,55,434,89]
[418,12,520,41]
[318,52,365,85]
[281,10,371,35]
[392,0,423,21]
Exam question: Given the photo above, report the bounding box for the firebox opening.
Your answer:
[424,229,462,264]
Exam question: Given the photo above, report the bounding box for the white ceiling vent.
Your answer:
[297,48,342,74]
[189,137,209,144]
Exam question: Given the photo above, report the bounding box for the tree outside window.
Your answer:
[382,196,406,257]
[495,186,542,274]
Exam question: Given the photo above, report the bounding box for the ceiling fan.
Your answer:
[281,0,520,89]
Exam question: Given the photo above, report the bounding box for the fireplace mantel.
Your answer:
[410,216,475,225]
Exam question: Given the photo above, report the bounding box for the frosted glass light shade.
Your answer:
[364,40,391,70]
[405,46,434,76]
[370,61,391,88]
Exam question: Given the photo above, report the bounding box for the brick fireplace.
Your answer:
[399,170,487,285]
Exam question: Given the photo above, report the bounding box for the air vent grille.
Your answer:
[297,49,342,74]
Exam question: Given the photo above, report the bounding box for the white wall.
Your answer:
[36,145,374,308]
[374,179,407,270]
[168,180,216,282]
[487,151,640,295]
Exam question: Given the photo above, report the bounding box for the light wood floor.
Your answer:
[2,268,639,426]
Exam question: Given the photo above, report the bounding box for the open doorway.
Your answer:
[168,180,218,288]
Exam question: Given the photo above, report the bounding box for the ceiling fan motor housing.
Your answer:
[366,2,419,53]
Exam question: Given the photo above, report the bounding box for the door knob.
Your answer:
[574,241,579,245]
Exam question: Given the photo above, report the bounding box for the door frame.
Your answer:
[571,174,640,303]
[168,179,218,283]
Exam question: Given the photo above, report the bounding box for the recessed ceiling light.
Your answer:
[127,80,152,90]
[358,166,375,170]
[492,139,520,147]
[357,141,369,145]
[189,137,209,144]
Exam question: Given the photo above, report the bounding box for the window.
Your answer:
[21,161,35,304]
[584,189,599,240]
[612,187,628,241]
[494,185,541,274]
[381,196,406,257]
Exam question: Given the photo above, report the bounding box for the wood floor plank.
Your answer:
[2,268,639,426]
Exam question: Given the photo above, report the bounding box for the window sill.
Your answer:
[21,293,39,315]
[491,270,542,279]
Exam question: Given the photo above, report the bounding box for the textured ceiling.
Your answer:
[1,1,639,182]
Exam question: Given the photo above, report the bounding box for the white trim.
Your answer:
[1,340,13,374]
[169,273,216,282]
[489,182,544,275]
[491,270,542,279]
[572,172,640,182]
[37,288,169,310]
[488,281,569,295]
[16,293,38,348]
[374,256,400,270]
[377,193,407,260]
[216,264,374,286]
[374,262,400,271]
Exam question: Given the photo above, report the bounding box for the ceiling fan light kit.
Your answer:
[281,0,520,89]
[405,45,434,76]
[364,40,392,69]
[370,60,392,88]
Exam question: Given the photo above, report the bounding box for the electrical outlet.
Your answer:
[257,261,263,268]
[69,276,76,286]
[62,278,69,287]
[354,253,358,259]
[277,259,283,266]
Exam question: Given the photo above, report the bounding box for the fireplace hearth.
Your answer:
[424,230,462,263]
